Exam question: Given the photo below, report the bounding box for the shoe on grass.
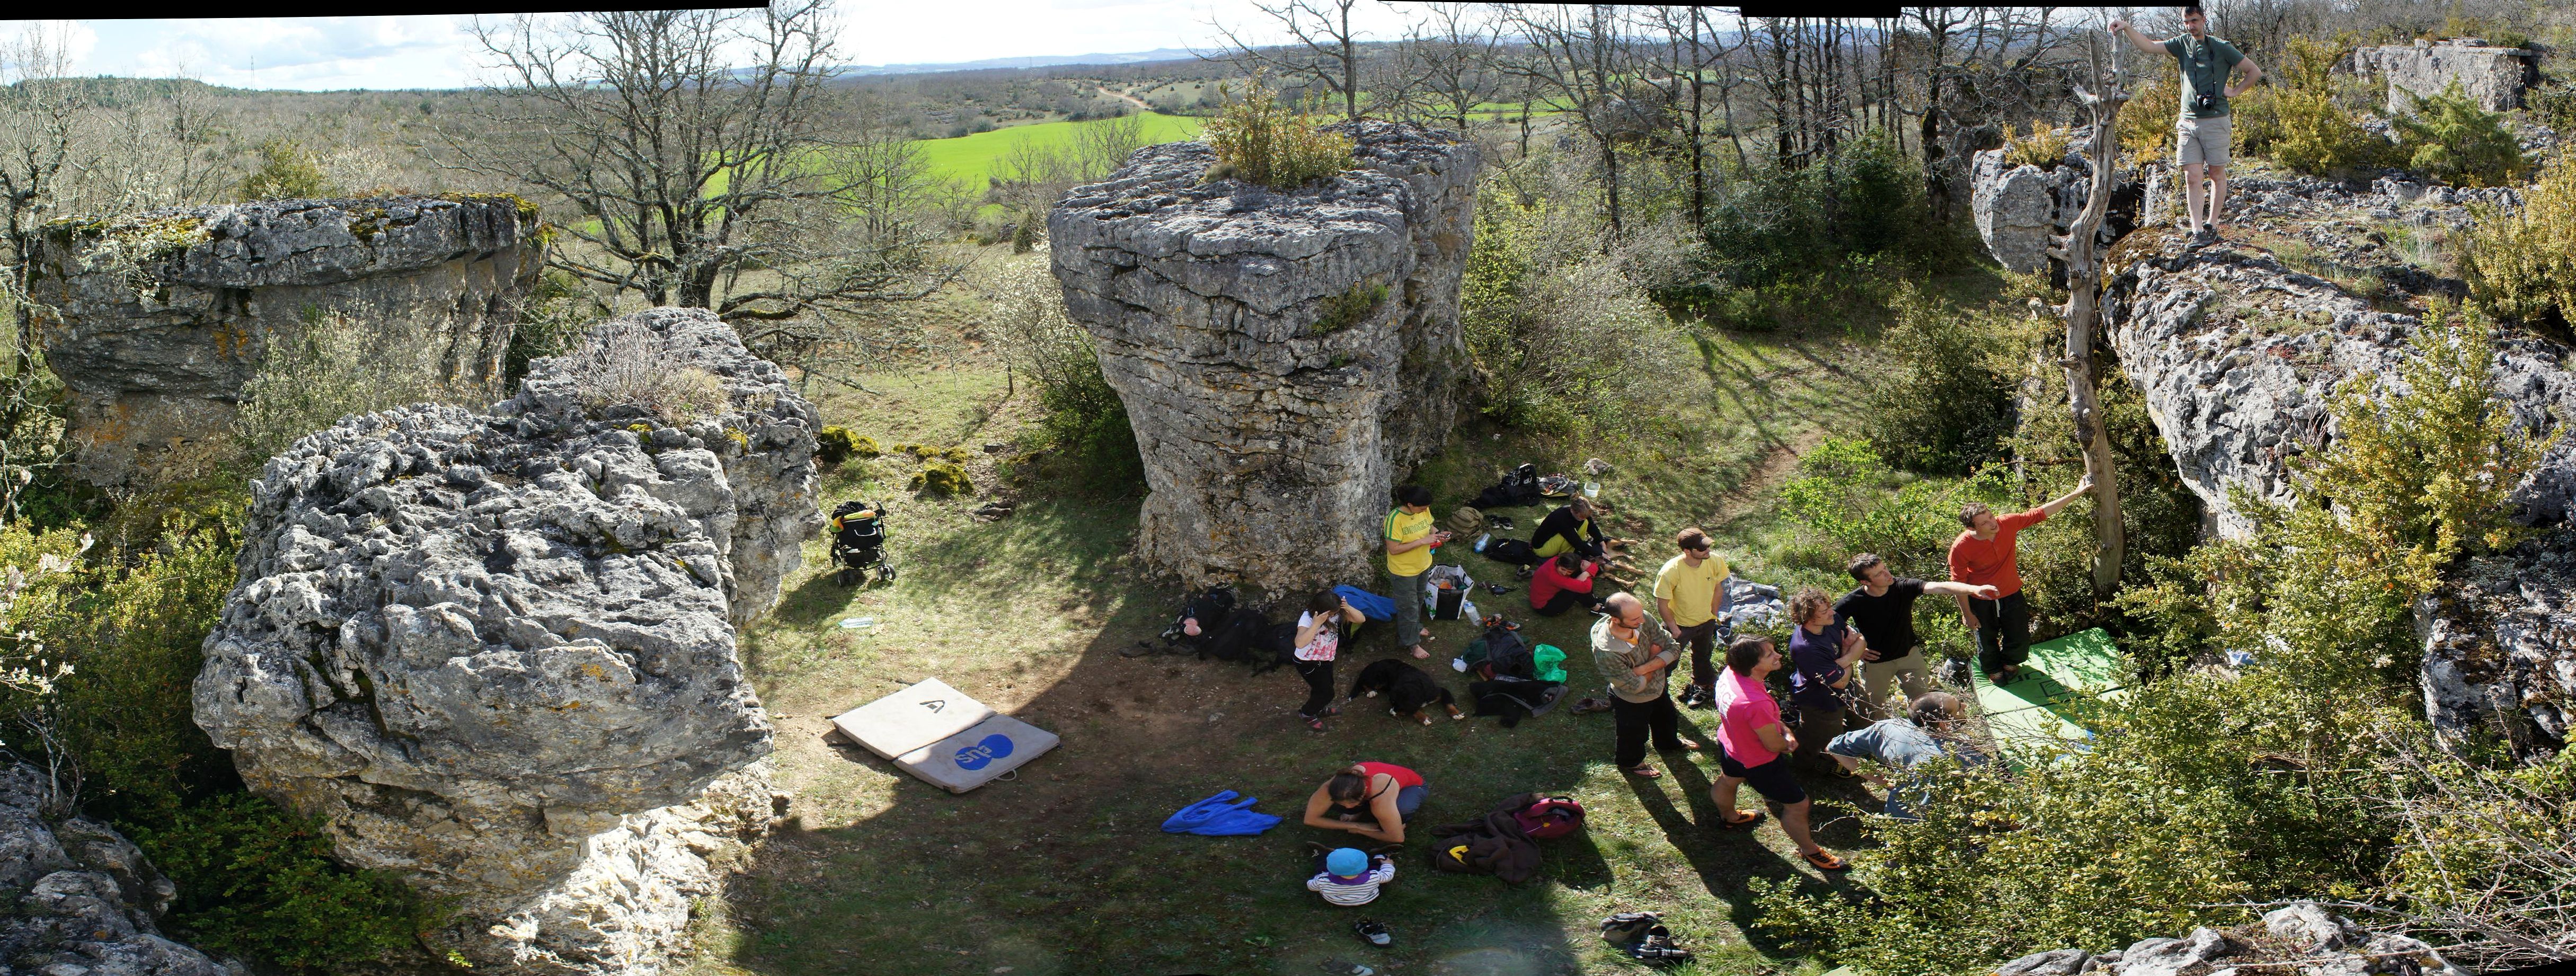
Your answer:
[1353,918,1392,947]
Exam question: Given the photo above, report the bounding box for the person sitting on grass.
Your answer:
[1529,554,1607,617]
[1530,496,1607,563]
[1303,761,1426,844]
[1306,847,1397,906]
[1826,691,1990,821]
[1710,635,1848,872]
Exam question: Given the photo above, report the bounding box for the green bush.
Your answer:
[135,793,436,972]
[2393,84,2530,188]
[2001,121,2071,169]
[237,139,331,201]
[2462,150,2576,324]
[1688,132,1963,329]
[909,462,972,496]
[1201,75,1353,191]
[1460,190,1687,438]
[817,425,861,464]
[1311,278,1387,333]
[1863,285,2019,475]
[2241,36,2393,179]
[506,269,607,390]
[987,259,1142,490]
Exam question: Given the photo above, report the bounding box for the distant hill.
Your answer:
[844,49,1207,76]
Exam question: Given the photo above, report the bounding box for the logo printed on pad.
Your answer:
[919,699,945,712]
[953,733,1016,770]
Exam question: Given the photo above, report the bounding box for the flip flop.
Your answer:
[1624,764,1661,778]
[1718,809,1764,829]
[1802,848,1850,871]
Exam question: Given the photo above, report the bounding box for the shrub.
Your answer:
[1689,132,1962,328]
[135,793,437,972]
[1864,284,2019,475]
[985,258,1141,489]
[2001,121,2070,169]
[1201,75,1353,190]
[2118,62,2181,159]
[941,446,972,463]
[506,269,608,390]
[2461,150,2576,324]
[1776,437,2006,582]
[563,320,729,423]
[237,139,331,201]
[2392,84,2530,188]
[909,462,972,496]
[1460,189,1687,438]
[234,308,478,466]
[2242,36,2393,179]
[1311,278,1387,333]
[817,425,861,464]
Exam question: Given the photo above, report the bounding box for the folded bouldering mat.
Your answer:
[831,679,1058,793]
[1970,628,2129,768]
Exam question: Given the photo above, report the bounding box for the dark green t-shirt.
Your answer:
[2163,34,2245,118]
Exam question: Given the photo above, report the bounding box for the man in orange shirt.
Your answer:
[1949,475,2092,686]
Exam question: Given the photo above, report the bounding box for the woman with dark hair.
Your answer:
[1293,590,1365,731]
[1300,761,1427,843]
[1528,553,1605,617]
[1785,585,1870,775]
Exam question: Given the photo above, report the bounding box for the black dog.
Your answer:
[1348,659,1465,725]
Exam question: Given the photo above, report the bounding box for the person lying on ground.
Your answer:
[1306,847,1397,906]
[1710,635,1848,872]
[1785,587,1870,777]
[1530,553,1607,617]
[1304,761,1427,844]
[1656,527,1732,710]
[1949,474,2093,687]
[1834,554,1998,720]
[1826,691,1990,821]
[1592,592,1700,779]
[1292,590,1366,731]
[1530,496,1607,563]
[1385,485,1450,660]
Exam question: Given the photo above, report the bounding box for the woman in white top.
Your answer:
[1293,590,1365,730]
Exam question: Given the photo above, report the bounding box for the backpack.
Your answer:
[1484,538,1538,565]
[1472,464,1542,509]
[1202,608,1271,663]
[1182,586,1236,633]
[1506,795,1586,840]
[1446,507,1486,535]
[1601,912,1692,965]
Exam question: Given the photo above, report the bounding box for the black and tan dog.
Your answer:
[1347,658,1466,725]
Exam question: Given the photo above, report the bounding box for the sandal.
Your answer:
[1718,809,1765,829]
[1624,764,1661,778]
[1303,714,1326,731]
[1802,848,1850,872]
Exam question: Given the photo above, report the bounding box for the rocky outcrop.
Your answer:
[1970,143,2142,276]
[2101,172,2576,750]
[194,308,811,974]
[29,196,542,486]
[1995,902,2467,975]
[2352,38,2537,112]
[1048,120,1480,593]
[0,764,233,976]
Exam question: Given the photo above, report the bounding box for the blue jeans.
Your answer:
[1389,569,1429,650]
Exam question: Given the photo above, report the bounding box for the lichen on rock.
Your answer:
[193,307,812,974]
[1048,120,1480,593]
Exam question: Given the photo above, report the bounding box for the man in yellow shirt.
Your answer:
[1653,527,1732,709]
[1384,485,1450,660]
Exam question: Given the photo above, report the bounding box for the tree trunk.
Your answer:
[2061,44,2129,600]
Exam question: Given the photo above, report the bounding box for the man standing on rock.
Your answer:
[2111,6,2265,246]
[1949,475,2092,687]
[1385,485,1450,660]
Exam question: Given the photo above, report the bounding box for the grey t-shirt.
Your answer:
[2164,34,2245,118]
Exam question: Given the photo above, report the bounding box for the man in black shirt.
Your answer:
[1833,554,1998,720]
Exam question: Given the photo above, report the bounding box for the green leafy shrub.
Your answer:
[1201,75,1353,191]
[2393,84,2530,188]
[2001,121,2070,169]
[941,446,972,463]
[1460,190,1687,438]
[817,425,861,464]
[237,139,331,201]
[135,793,436,972]
[2461,152,2576,324]
[1311,279,1387,333]
[1688,132,1963,330]
[987,259,1142,490]
[2241,37,2392,179]
[909,462,972,496]
[233,309,478,466]
[1864,285,2019,475]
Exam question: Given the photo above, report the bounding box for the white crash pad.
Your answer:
[893,714,1060,794]
[830,678,995,760]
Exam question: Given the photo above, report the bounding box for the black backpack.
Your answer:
[1473,464,1541,509]
[1485,538,1538,565]
[1202,607,1271,663]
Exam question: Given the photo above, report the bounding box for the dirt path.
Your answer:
[1716,429,1823,525]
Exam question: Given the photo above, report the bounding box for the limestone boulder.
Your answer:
[28,196,541,486]
[1970,143,2144,277]
[194,307,810,974]
[2353,38,2537,112]
[0,763,233,976]
[1049,120,1480,593]
[1996,902,2466,976]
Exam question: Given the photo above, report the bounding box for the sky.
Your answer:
[0,3,1423,92]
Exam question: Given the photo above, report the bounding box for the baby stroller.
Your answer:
[828,500,895,586]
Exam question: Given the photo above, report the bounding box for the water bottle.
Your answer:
[1474,533,1491,552]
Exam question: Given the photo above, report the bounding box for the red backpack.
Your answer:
[1507,795,1586,840]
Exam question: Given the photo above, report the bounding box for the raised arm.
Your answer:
[2037,474,2097,519]
[2106,19,2163,55]
[1924,580,2002,600]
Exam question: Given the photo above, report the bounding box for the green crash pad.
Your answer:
[1970,628,2128,767]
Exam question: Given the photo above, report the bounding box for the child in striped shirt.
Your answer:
[1306,847,1396,906]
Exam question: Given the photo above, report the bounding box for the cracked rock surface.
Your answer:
[29,196,540,487]
[194,307,809,974]
[1997,902,2466,975]
[1048,120,1480,592]
[0,763,234,976]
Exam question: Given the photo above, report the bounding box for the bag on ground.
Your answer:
[1498,793,1585,840]
[1483,538,1538,565]
[1446,507,1485,535]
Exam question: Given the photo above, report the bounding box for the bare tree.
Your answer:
[1502,4,1636,238]
[1209,0,1373,119]
[2056,28,2129,598]
[2349,734,2576,970]
[1392,3,1504,132]
[1636,5,1739,229]
[1890,7,2075,221]
[445,4,962,385]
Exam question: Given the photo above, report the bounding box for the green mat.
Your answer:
[1969,627,2127,768]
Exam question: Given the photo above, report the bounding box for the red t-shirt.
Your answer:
[1948,509,2047,597]
[1529,558,1597,609]
[1357,761,1423,789]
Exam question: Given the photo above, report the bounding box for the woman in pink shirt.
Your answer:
[1711,636,1846,872]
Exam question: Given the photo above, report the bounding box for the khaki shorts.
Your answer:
[2176,113,2232,168]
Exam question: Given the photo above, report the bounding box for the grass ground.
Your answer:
[677,260,1973,976]
[911,112,1207,186]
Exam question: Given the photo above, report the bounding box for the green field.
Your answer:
[912,111,1206,186]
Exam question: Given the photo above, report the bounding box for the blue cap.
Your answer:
[1326,847,1368,877]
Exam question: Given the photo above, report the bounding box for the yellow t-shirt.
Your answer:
[1653,553,1731,627]
[1532,518,1590,558]
[1385,508,1436,577]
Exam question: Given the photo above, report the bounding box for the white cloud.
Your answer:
[0,4,1425,91]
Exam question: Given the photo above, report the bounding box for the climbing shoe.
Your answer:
[1353,918,1392,947]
